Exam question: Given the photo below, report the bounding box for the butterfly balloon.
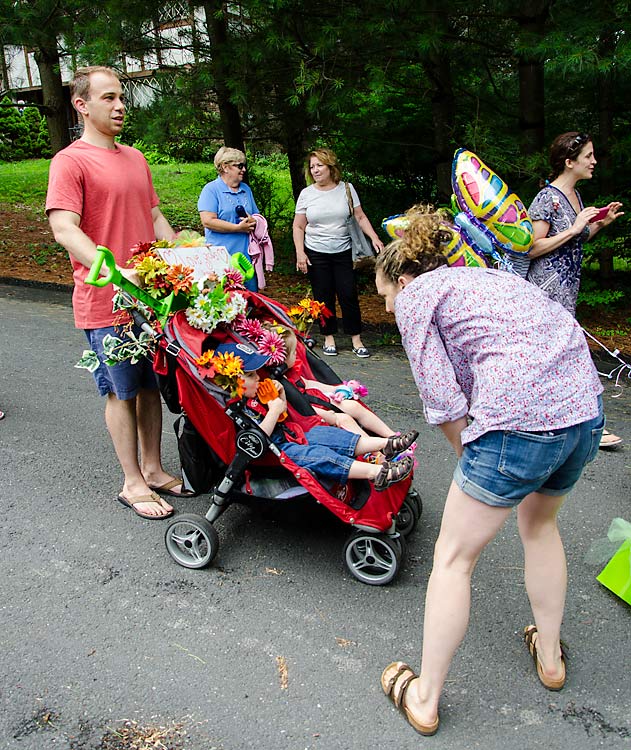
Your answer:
[382,148,533,270]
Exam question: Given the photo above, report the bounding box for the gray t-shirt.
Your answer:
[295,181,360,254]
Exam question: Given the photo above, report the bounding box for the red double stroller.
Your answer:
[150,290,421,585]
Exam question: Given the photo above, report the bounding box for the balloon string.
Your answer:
[582,327,631,396]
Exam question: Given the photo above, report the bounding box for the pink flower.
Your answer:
[235,317,265,342]
[258,329,287,365]
[223,268,245,290]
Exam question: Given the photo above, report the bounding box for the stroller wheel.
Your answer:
[407,488,423,519]
[164,513,219,569]
[343,532,403,585]
[395,496,419,537]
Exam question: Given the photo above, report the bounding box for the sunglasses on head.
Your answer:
[232,162,247,170]
[569,133,589,154]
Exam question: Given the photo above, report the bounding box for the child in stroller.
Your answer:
[221,342,417,490]
[261,321,402,439]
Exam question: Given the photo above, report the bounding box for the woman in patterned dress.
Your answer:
[528,132,623,448]
[374,207,604,736]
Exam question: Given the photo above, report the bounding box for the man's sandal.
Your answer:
[381,662,440,736]
[117,492,174,520]
[523,625,566,691]
[374,455,414,491]
[383,430,419,459]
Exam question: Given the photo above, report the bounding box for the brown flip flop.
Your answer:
[148,477,193,498]
[117,492,174,520]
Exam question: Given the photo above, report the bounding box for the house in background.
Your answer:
[0,3,211,140]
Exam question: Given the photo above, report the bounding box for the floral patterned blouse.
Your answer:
[394,266,602,445]
[527,185,590,314]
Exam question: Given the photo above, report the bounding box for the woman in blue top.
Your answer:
[527,132,623,449]
[198,147,259,291]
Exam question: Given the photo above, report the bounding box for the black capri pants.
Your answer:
[305,246,362,336]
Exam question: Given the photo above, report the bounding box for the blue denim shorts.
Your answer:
[275,425,360,483]
[454,397,605,508]
[84,326,158,400]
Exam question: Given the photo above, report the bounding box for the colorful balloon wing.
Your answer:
[382,214,409,241]
[441,224,489,268]
[382,213,489,268]
[380,149,532,271]
[451,148,533,257]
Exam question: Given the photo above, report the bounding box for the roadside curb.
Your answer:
[0,275,73,293]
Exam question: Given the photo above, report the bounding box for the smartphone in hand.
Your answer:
[589,206,611,223]
[235,204,248,220]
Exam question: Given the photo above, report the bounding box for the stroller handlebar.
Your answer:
[86,245,117,287]
[86,246,180,324]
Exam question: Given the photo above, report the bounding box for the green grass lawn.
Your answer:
[0,158,295,237]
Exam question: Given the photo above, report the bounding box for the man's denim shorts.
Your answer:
[453,396,605,508]
[84,326,158,400]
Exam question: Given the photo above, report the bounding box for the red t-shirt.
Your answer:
[46,140,159,328]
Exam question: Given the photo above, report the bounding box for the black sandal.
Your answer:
[374,455,414,491]
[383,430,419,459]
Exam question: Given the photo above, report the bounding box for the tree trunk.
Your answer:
[284,116,307,202]
[597,26,616,281]
[426,58,456,202]
[421,5,457,201]
[513,2,550,157]
[203,1,245,153]
[518,56,545,156]
[33,41,70,154]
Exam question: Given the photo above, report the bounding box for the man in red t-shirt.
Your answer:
[46,66,188,520]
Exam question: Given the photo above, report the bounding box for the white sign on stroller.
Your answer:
[157,244,233,283]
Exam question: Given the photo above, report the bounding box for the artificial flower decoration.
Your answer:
[222,267,246,291]
[194,348,246,399]
[185,275,247,333]
[257,329,286,365]
[232,318,287,365]
[165,264,195,296]
[233,317,265,341]
[287,297,332,333]
[75,330,155,372]
[128,247,195,300]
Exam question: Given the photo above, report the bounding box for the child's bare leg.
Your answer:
[354,435,389,455]
[339,400,394,437]
[348,460,384,480]
[313,406,368,437]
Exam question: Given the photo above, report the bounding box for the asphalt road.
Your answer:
[1,282,630,750]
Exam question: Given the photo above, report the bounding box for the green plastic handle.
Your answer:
[231,252,255,281]
[85,246,255,325]
[85,246,177,322]
[85,245,117,287]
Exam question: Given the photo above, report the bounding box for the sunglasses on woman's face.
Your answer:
[232,162,247,170]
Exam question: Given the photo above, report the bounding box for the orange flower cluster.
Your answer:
[128,248,194,299]
[286,298,332,333]
[195,349,246,399]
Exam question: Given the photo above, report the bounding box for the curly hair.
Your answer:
[375,204,450,284]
